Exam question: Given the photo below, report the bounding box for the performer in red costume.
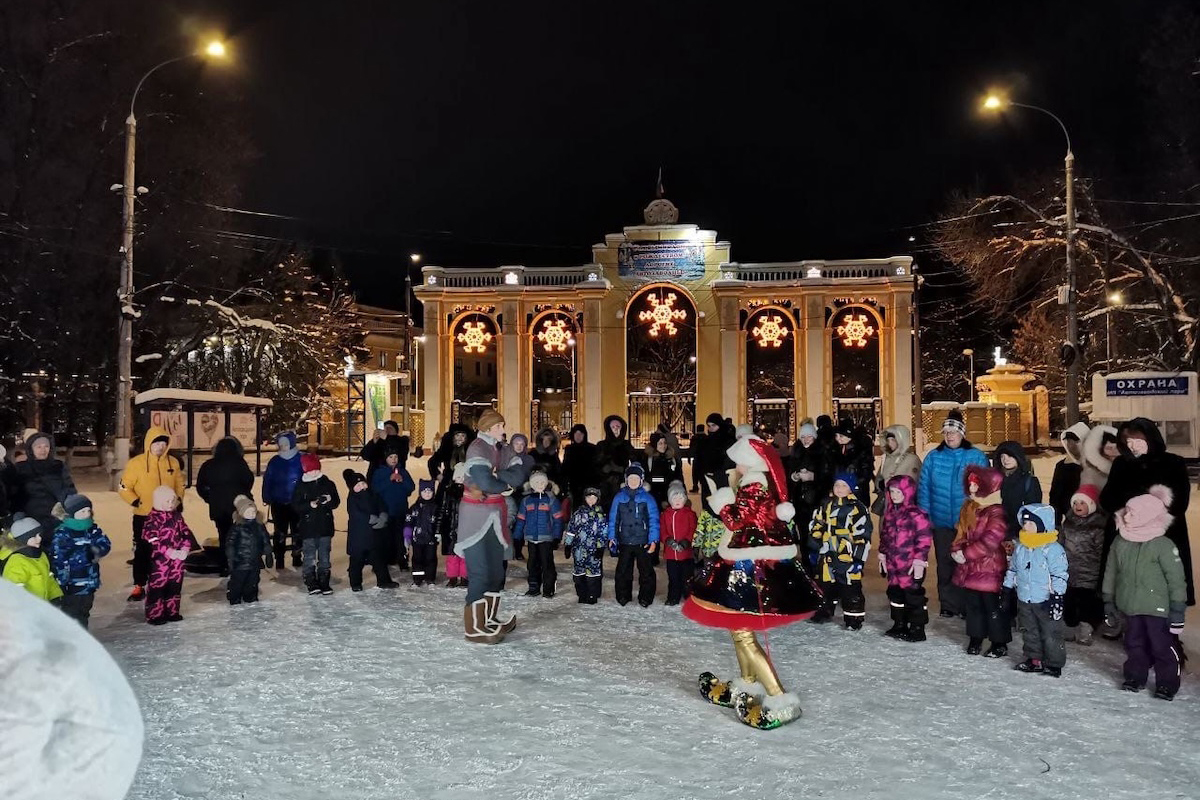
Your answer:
[683,431,824,729]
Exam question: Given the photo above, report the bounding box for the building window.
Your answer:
[475,361,481,377]
[379,351,387,369]
[487,363,494,378]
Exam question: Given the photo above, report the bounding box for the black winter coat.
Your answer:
[992,441,1043,539]
[825,439,874,510]
[595,415,638,508]
[226,519,272,570]
[14,455,75,529]
[1099,417,1193,605]
[692,422,735,514]
[645,452,683,508]
[788,440,831,513]
[196,437,254,523]
[291,476,341,540]
[1048,460,1083,529]
[345,486,387,556]
[562,424,599,506]
[531,427,564,495]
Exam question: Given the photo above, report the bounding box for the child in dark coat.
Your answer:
[807,472,872,628]
[877,475,933,642]
[226,495,274,605]
[371,448,415,570]
[143,485,198,624]
[661,481,697,606]
[48,494,111,627]
[343,470,397,591]
[514,466,564,597]
[564,486,606,603]
[292,454,340,595]
[404,479,440,586]
[1060,484,1107,645]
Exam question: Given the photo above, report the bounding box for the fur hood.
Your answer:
[602,414,629,442]
[1081,425,1118,477]
[534,426,560,456]
[1059,422,1090,465]
[1116,417,1168,459]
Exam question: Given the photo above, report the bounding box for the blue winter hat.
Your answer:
[833,472,858,493]
[798,423,817,439]
[1018,503,1056,533]
[418,479,435,494]
[624,463,645,480]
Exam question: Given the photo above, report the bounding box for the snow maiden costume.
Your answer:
[683,433,824,729]
[457,410,523,644]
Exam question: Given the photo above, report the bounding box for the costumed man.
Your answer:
[456,410,524,643]
[683,432,824,730]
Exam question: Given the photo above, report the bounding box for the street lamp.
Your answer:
[1106,291,1123,370]
[567,337,577,407]
[114,39,228,476]
[963,348,975,402]
[981,91,1079,424]
[402,253,420,435]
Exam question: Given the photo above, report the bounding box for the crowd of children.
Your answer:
[0,411,1190,702]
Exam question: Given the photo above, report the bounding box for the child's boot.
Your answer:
[1014,658,1043,673]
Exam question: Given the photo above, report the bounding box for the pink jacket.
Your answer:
[951,466,1009,593]
[879,475,933,589]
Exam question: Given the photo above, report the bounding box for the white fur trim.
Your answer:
[1148,484,1174,507]
[709,487,736,514]
[727,437,768,473]
[761,692,803,713]
[730,678,766,698]
[716,525,799,562]
[775,501,795,522]
[1081,425,1117,476]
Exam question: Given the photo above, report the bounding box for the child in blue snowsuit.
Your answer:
[1004,503,1069,676]
[514,466,564,598]
[607,463,660,607]
[47,493,111,628]
[565,486,607,604]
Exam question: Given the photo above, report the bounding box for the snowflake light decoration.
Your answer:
[638,292,687,337]
[536,318,571,352]
[751,314,789,348]
[456,320,493,353]
[836,313,876,347]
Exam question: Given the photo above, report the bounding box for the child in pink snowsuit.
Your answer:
[144,485,198,625]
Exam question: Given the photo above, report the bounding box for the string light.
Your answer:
[638,291,687,337]
[456,320,493,353]
[836,313,875,347]
[750,314,789,348]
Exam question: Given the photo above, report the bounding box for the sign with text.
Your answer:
[618,240,706,282]
[229,413,259,449]
[1105,376,1190,397]
[148,410,187,450]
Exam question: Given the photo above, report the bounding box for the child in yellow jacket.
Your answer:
[1,516,63,602]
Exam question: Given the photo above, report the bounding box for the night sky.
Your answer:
[196,1,1154,308]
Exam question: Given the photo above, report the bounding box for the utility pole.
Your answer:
[403,254,420,436]
[115,114,138,479]
[1064,149,1079,426]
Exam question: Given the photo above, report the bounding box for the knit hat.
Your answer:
[942,416,966,436]
[63,493,92,517]
[797,422,817,439]
[1070,484,1100,515]
[300,453,322,475]
[418,478,435,495]
[584,486,602,499]
[624,463,645,480]
[667,480,688,504]
[151,485,178,512]
[705,412,724,427]
[1115,485,1174,543]
[9,515,42,542]
[833,419,856,439]
[477,409,505,433]
[1018,503,1056,533]
[833,471,858,493]
[343,469,366,490]
[233,495,257,520]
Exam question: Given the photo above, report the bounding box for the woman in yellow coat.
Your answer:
[119,426,185,600]
[1,517,63,601]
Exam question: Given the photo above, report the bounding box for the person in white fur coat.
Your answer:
[682,431,824,730]
[0,579,143,799]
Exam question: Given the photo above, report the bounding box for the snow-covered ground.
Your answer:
[69,454,1200,800]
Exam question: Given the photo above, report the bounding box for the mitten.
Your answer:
[1170,621,1184,637]
[909,560,927,581]
[818,540,830,555]
[1048,592,1064,621]
[595,546,606,558]
[265,552,275,569]
[950,549,966,565]
[89,545,102,562]
[1001,586,1017,617]
[877,553,887,577]
[708,486,735,515]
[563,544,572,559]
[1104,601,1118,628]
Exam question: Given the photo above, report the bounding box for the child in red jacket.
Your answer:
[662,481,697,606]
[950,465,1010,657]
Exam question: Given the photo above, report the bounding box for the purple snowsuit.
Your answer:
[879,475,934,629]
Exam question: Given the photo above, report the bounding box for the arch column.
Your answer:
[581,298,604,435]
[422,300,444,444]
[804,295,826,420]
[499,300,522,432]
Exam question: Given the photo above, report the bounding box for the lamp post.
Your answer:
[114,40,227,476]
[402,253,420,435]
[1106,291,1122,370]
[982,93,1078,424]
[963,348,975,402]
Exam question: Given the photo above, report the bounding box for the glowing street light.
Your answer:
[205,40,227,58]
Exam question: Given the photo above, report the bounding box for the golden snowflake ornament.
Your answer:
[536,318,570,352]
[836,313,875,347]
[457,321,493,353]
[751,314,789,348]
[638,292,687,337]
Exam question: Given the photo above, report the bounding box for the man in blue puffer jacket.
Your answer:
[917,413,989,617]
[262,431,304,568]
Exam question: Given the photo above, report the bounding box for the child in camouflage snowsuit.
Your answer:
[47,494,111,627]
[807,472,872,629]
[564,486,606,604]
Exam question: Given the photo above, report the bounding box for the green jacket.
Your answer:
[1101,535,1186,622]
[0,545,64,601]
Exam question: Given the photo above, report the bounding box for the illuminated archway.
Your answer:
[829,305,882,400]
[450,312,498,427]
[529,310,577,432]
[625,284,698,445]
